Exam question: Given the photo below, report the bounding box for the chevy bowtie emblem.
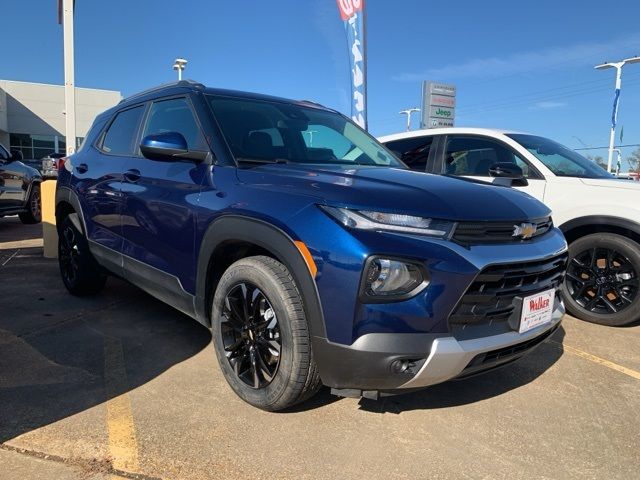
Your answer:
[513,223,537,239]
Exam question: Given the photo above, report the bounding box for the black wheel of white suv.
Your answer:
[211,256,321,411]
[58,216,107,296]
[561,233,640,326]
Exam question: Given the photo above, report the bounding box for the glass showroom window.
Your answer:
[9,133,34,159]
[9,133,73,159]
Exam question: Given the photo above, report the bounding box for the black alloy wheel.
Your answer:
[221,282,282,389]
[57,216,106,296]
[30,186,41,221]
[59,221,80,286]
[562,233,640,326]
[19,183,42,224]
[566,247,638,314]
[211,256,321,410]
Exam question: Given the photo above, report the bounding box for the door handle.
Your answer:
[76,163,88,174]
[123,169,141,183]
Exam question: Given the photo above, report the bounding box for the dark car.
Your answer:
[55,81,567,411]
[0,143,42,224]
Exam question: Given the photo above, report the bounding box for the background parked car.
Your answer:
[0,143,42,224]
[379,128,640,327]
[41,152,66,179]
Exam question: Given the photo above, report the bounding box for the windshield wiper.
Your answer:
[235,157,290,165]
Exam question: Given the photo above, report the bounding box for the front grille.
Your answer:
[449,252,567,339]
[452,217,553,245]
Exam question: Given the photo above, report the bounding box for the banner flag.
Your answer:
[336,0,367,129]
[612,88,620,129]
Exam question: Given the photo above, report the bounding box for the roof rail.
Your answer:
[119,79,205,104]
[298,99,325,107]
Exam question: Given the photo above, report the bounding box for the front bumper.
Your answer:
[314,296,564,392]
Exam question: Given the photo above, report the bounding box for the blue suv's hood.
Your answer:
[237,165,550,221]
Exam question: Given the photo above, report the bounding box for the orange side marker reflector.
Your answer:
[294,241,318,278]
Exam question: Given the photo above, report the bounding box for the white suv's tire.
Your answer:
[561,233,640,326]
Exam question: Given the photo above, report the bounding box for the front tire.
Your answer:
[211,256,321,411]
[561,233,640,326]
[58,216,107,296]
[19,183,41,224]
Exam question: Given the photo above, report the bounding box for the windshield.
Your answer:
[207,95,403,168]
[507,134,613,179]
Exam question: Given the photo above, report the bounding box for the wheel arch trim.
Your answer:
[559,215,640,243]
[55,186,88,234]
[195,215,326,339]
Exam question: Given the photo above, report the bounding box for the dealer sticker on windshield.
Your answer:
[519,289,555,334]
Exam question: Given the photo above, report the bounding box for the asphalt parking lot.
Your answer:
[1,216,639,480]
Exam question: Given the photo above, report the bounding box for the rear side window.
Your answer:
[142,97,205,150]
[101,106,145,155]
[384,136,433,171]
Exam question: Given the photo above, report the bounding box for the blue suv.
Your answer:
[56,81,568,410]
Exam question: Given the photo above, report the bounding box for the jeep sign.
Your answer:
[421,81,456,129]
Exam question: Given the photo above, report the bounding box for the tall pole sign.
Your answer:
[336,0,367,130]
[59,0,76,155]
[421,81,456,129]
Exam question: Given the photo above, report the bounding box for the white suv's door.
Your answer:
[441,135,547,202]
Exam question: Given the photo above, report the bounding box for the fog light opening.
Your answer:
[390,358,425,375]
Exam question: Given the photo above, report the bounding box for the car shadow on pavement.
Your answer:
[0,247,211,443]
[0,216,43,244]
[356,327,566,414]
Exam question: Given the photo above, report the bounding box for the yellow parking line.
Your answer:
[552,341,640,381]
[103,336,140,473]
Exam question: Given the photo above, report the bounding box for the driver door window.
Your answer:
[444,135,546,200]
[142,98,206,151]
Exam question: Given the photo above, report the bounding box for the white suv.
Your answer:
[379,128,640,326]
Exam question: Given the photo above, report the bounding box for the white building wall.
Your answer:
[0,88,8,146]
[0,80,121,138]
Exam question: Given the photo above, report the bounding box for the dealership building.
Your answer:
[0,80,121,159]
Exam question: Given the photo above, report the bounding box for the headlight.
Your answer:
[320,206,454,238]
[361,257,428,301]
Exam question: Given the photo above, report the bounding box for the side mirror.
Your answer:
[140,132,189,161]
[10,150,24,161]
[488,162,528,187]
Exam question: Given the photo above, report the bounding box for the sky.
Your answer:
[2,0,640,167]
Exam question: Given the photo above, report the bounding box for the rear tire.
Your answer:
[211,256,321,411]
[561,233,640,326]
[58,216,107,296]
[19,183,42,224]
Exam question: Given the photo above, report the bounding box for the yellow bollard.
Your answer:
[41,180,58,258]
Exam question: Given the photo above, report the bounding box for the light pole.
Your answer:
[58,0,76,155]
[595,56,640,172]
[173,58,187,80]
[399,108,420,131]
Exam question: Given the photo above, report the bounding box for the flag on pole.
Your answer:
[336,0,367,130]
[611,88,620,129]
[620,125,624,143]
